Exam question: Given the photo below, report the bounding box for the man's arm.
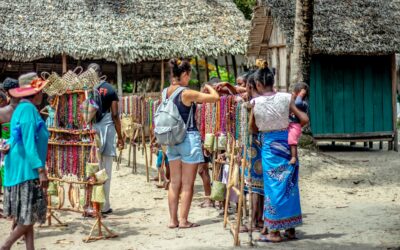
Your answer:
[111,101,124,149]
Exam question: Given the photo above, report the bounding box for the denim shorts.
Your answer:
[166,131,204,164]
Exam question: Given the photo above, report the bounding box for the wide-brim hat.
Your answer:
[9,72,47,98]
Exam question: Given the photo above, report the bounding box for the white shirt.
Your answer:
[251,92,291,132]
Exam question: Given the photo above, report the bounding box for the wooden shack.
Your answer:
[247,0,399,150]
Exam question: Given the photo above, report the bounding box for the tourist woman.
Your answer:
[1,73,49,250]
[249,63,309,242]
[165,59,219,229]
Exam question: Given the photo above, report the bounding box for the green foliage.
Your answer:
[209,66,235,84]
[234,0,256,20]
[122,81,134,93]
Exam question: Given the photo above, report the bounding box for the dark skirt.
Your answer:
[3,179,47,225]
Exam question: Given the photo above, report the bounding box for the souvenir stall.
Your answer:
[42,68,117,242]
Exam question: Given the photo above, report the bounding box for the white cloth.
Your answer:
[94,113,117,157]
[251,92,291,132]
[99,155,113,212]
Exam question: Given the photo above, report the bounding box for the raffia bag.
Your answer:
[42,72,66,96]
[78,68,100,89]
[204,133,215,152]
[62,66,83,91]
[210,164,226,201]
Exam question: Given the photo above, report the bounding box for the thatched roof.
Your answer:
[0,0,249,63]
[253,0,400,55]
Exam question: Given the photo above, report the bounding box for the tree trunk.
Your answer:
[290,0,314,86]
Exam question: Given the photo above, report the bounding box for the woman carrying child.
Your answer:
[249,62,309,242]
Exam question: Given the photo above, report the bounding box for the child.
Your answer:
[289,82,309,165]
[40,96,56,127]
[151,137,170,189]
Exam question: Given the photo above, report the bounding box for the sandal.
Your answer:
[256,233,282,243]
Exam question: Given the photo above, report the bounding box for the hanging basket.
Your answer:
[78,68,100,89]
[42,72,66,96]
[61,66,83,91]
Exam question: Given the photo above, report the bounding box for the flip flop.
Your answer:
[179,223,200,229]
[256,235,282,243]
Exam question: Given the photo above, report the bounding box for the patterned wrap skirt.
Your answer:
[244,134,264,196]
[3,179,47,225]
[261,130,302,231]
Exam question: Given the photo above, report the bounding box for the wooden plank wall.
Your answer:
[268,23,289,92]
[310,55,394,137]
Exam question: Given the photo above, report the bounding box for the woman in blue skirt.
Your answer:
[249,61,309,242]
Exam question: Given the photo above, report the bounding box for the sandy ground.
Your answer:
[1,141,399,250]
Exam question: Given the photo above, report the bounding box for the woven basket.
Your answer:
[78,68,100,89]
[62,66,83,91]
[42,72,66,96]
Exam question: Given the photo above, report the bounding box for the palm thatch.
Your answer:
[0,0,249,63]
[255,0,400,55]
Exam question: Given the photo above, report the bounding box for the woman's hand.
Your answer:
[0,144,10,155]
[38,169,49,189]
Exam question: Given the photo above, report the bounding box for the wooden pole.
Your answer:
[141,99,150,182]
[160,60,165,91]
[231,55,238,80]
[205,57,210,82]
[195,57,201,86]
[392,54,398,152]
[224,56,230,82]
[215,59,221,79]
[234,145,246,247]
[117,62,123,97]
[286,49,291,92]
[62,53,67,74]
[223,139,235,229]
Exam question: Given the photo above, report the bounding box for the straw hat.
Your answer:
[9,73,47,98]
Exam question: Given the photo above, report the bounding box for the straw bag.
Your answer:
[91,185,105,203]
[47,181,58,196]
[210,164,226,201]
[78,68,100,89]
[204,133,215,151]
[95,169,108,184]
[42,72,66,96]
[218,134,227,150]
[86,162,99,177]
[62,66,83,91]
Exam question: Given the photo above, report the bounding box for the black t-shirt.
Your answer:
[97,81,119,113]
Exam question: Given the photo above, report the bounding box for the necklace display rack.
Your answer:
[44,86,118,242]
[121,93,158,182]
[197,96,255,247]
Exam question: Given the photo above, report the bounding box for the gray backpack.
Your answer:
[153,87,193,146]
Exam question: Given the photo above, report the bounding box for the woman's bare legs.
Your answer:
[1,224,32,250]
[168,160,182,228]
[179,163,199,228]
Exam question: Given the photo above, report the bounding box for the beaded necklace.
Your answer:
[215,100,220,134]
[220,96,227,134]
[200,103,206,140]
